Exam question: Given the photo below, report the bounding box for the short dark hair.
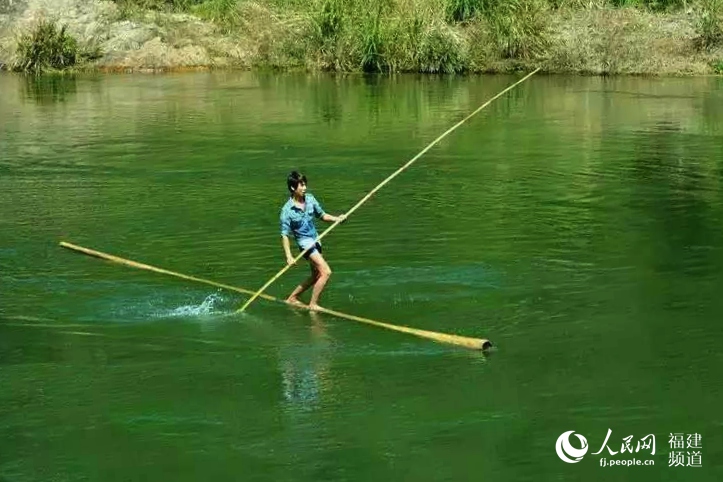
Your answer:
[287,171,307,192]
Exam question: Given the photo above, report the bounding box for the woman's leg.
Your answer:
[307,252,332,311]
[286,258,319,305]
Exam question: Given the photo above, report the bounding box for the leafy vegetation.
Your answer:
[12,0,720,74]
[697,0,723,48]
[13,20,79,74]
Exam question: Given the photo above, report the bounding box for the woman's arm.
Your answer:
[282,235,295,265]
[321,213,347,223]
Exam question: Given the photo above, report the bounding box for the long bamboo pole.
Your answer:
[237,68,541,313]
[59,241,491,350]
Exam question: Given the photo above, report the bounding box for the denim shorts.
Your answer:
[301,242,323,260]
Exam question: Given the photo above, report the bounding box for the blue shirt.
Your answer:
[280,193,326,250]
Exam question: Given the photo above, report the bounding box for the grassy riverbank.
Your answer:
[1,0,722,74]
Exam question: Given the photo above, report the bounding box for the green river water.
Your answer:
[1,72,722,481]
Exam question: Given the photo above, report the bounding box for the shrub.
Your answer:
[191,0,241,28]
[446,0,485,23]
[608,0,686,11]
[416,24,467,72]
[359,4,387,72]
[697,0,723,49]
[485,0,550,60]
[13,20,79,74]
[111,0,204,11]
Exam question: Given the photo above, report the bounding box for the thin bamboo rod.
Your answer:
[59,241,491,350]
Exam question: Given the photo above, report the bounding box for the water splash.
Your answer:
[157,293,228,318]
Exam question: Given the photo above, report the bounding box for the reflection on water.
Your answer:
[279,311,333,410]
[21,75,78,104]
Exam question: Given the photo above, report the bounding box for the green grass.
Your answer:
[314,0,344,40]
[485,0,550,60]
[608,0,686,11]
[445,0,485,22]
[416,24,467,72]
[697,0,723,48]
[70,0,716,74]
[359,2,387,72]
[13,20,80,74]
[191,0,242,29]
[297,0,469,72]
[111,0,205,11]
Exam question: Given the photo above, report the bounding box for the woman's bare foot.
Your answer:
[286,296,306,308]
[308,303,324,312]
